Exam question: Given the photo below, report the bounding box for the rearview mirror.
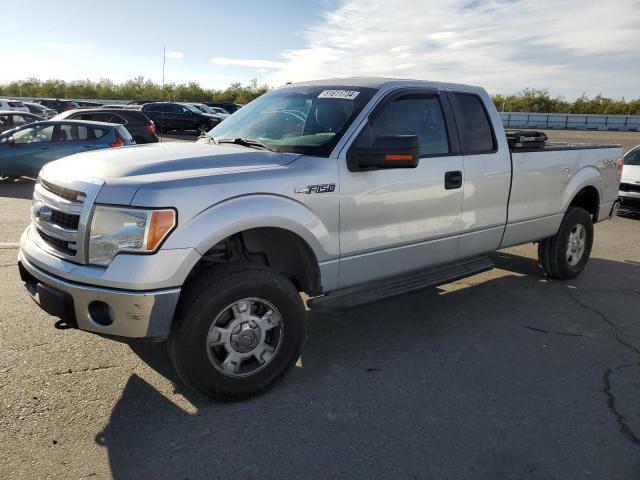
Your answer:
[350,135,419,171]
[7,136,15,146]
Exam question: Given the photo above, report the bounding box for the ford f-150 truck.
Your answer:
[18,78,623,400]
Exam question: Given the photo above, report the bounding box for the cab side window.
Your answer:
[453,93,495,153]
[357,94,450,157]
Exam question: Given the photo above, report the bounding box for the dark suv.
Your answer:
[141,102,223,134]
[34,99,79,114]
[203,101,242,114]
[53,108,159,144]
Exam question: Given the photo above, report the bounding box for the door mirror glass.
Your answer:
[351,135,419,169]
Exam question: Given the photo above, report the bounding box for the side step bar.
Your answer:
[308,255,494,309]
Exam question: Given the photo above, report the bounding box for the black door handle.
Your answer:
[444,170,462,189]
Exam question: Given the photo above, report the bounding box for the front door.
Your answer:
[0,124,54,177]
[338,91,465,288]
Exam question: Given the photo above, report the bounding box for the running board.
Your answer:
[308,255,494,309]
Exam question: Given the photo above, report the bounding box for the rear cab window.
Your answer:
[451,93,496,153]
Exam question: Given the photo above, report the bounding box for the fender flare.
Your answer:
[561,165,601,214]
[162,193,338,263]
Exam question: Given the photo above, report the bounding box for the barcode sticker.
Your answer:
[317,90,360,100]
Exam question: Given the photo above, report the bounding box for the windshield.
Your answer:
[624,148,640,166]
[184,104,203,114]
[196,104,216,114]
[208,85,377,157]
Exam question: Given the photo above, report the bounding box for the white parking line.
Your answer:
[0,242,20,249]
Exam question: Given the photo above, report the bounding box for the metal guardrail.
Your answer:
[500,112,640,132]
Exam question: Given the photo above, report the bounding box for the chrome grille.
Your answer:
[50,210,80,229]
[36,230,77,256]
[620,182,640,193]
[40,179,85,202]
[31,176,103,264]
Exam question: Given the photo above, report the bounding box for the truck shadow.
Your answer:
[98,252,640,479]
[0,177,35,199]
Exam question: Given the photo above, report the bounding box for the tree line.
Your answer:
[492,88,640,115]
[0,76,269,105]
[0,78,638,114]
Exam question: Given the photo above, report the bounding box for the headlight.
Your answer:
[88,206,176,266]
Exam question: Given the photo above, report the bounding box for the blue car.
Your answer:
[0,120,135,179]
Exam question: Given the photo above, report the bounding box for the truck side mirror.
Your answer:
[350,135,419,170]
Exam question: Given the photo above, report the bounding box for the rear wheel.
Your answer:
[538,207,594,279]
[169,264,305,400]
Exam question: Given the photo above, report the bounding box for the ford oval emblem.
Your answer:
[33,202,52,221]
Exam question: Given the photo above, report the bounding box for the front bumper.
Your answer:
[619,190,640,200]
[18,251,181,340]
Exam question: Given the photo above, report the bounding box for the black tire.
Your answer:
[169,263,305,401]
[538,206,594,279]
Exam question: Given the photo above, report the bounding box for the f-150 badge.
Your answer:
[295,184,336,194]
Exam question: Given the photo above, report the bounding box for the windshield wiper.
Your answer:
[217,137,273,151]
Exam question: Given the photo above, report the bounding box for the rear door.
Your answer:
[175,104,197,129]
[51,123,109,159]
[338,90,465,287]
[448,91,511,256]
[0,124,54,176]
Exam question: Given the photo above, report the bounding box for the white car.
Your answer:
[0,99,29,113]
[620,145,640,204]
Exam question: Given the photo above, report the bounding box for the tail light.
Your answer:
[110,135,124,148]
[146,121,156,134]
[617,157,624,182]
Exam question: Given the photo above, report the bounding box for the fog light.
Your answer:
[88,301,113,326]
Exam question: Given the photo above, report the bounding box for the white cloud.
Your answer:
[258,0,640,98]
[211,57,286,69]
[165,50,184,59]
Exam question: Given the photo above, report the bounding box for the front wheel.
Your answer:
[169,264,305,400]
[538,206,594,279]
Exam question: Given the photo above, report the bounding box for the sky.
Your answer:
[2,0,639,99]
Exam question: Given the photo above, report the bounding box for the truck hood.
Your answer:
[40,142,302,205]
[41,141,300,184]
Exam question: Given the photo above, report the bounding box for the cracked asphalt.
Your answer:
[1,131,639,479]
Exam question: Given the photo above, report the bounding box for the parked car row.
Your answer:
[140,102,226,134]
[0,97,243,179]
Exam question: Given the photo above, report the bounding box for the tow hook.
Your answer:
[54,320,74,330]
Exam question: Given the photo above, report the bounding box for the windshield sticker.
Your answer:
[318,90,360,100]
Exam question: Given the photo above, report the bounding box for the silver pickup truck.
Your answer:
[18,78,623,400]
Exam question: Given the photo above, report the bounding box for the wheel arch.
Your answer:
[568,185,600,221]
[171,195,337,296]
[563,166,602,221]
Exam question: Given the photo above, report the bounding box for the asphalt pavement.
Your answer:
[0,131,639,479]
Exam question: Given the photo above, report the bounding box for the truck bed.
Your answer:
[511,142,622,153]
